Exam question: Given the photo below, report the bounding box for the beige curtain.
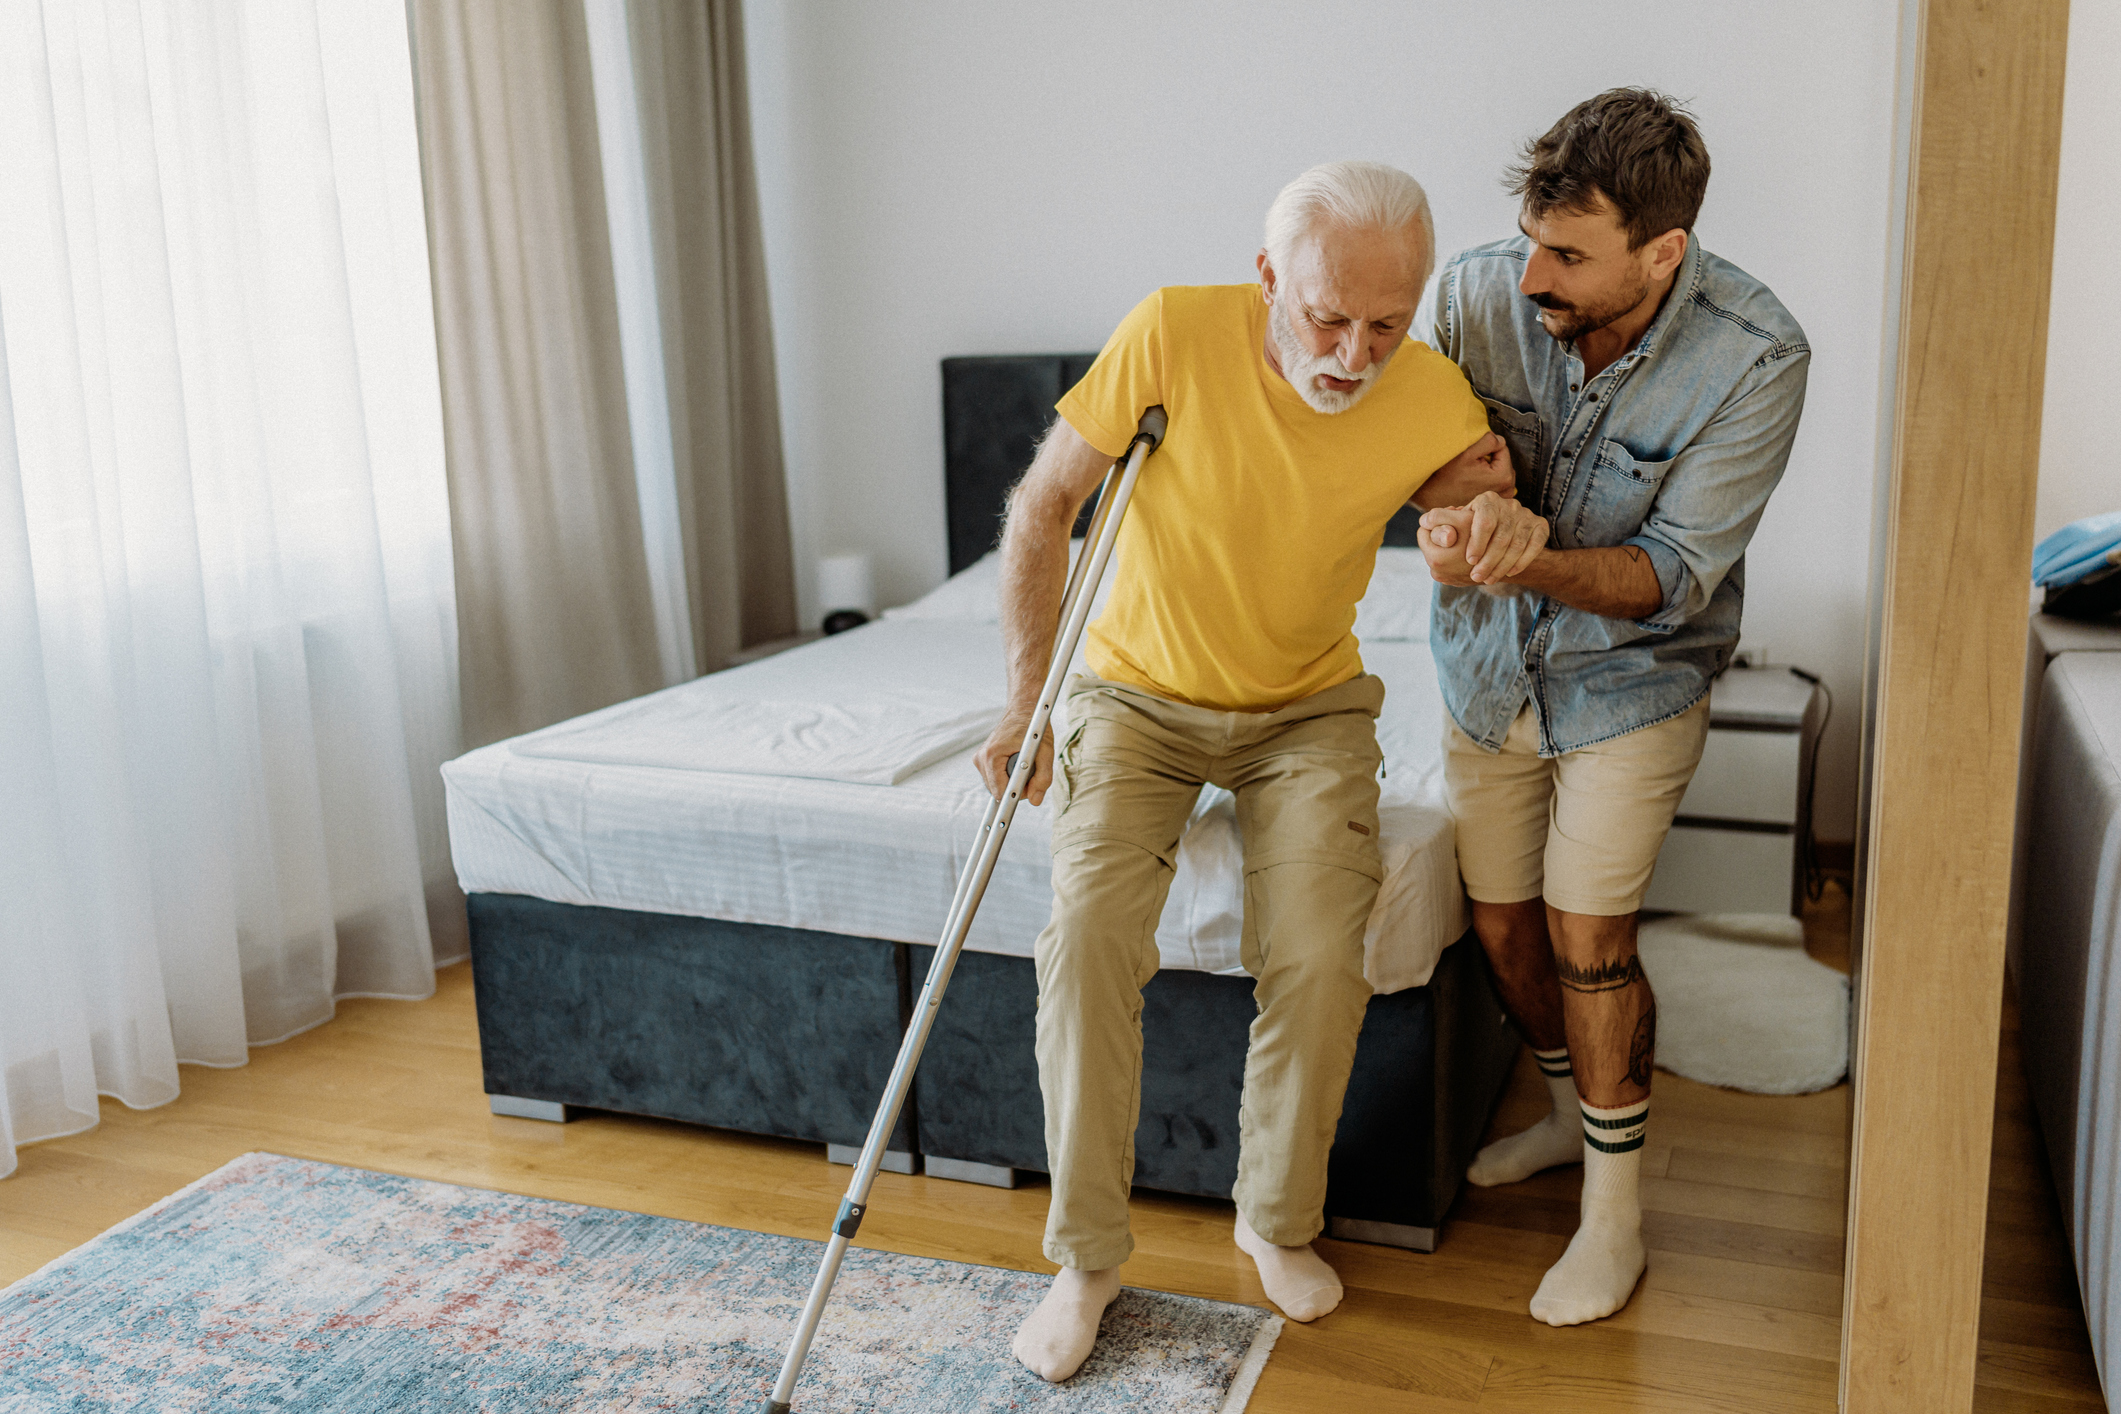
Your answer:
[631,0,798,671]
[410,0,794,749]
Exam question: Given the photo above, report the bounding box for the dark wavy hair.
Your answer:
[1507,88,1710,249]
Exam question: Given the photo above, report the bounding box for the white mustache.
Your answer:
[1268,294,1392,413]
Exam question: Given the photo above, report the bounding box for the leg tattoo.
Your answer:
[1627,1002,1656,1089]
[1556,955,1645,995]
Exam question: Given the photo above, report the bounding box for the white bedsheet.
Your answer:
[443,620,1468,994]
[512,620,1004,786]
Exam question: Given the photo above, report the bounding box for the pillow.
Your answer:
[885,550,1003,621]
[885,543,1115,624]
[1353,547,1435,642]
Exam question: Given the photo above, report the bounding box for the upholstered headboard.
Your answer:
[941,354,1097,574]
[939,353,1428,575]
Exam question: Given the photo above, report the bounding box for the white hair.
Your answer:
[1263,160,1436,291]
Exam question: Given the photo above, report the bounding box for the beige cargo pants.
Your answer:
[1035,671,1384,1270]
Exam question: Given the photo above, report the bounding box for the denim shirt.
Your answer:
[1424,235,1809,755]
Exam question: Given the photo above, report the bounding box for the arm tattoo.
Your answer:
[1623,546,1647,566]
[1628,1001,1657,1089]
[1556,955,1646,994]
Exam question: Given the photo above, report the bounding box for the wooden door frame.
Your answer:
[1840,0,2070,1408]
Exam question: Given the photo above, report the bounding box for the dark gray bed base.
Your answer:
[467,892,1520,1250]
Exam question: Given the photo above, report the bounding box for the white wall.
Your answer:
[2039,0,2119,545]
[744,0,1903,843]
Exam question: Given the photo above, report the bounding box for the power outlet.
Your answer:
[1732,642,1773,670]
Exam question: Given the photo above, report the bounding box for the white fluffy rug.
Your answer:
[1636,913,1851,1094]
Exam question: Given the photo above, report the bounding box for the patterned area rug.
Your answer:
[0,1153,1279,1412]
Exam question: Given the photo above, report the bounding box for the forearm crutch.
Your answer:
[758,405,1167,1413]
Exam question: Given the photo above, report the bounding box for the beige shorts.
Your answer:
[1443,698,1711,917]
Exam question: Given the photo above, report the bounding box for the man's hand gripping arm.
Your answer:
[972,419,1115,804]
[1411,429,1516,514]
[1409,433,1553,587]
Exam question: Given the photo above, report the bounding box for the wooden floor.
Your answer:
[0,883,2102,1411]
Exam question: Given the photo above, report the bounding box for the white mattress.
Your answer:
[443,568,1467,994]
[512,619,1006,785]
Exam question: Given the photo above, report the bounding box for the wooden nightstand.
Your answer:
[1642,665,1828,916]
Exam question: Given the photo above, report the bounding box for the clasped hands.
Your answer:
[1418,492,1549,587]
[1416,433,1549,587]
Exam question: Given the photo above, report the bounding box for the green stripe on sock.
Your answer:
[1584,1131,1646,1154]
[1581,1108,1649,1130]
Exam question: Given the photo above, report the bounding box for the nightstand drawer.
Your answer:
[1644,825,1795,914]
[1676,728,1802,826]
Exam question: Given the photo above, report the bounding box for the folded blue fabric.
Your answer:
[2036,511,2121,588]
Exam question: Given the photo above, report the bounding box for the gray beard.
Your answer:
[1268,297,1391,413]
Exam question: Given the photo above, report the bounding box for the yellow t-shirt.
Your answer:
[1057,284,1489,711]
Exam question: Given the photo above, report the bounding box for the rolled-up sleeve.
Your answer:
[1625,347,1810,632]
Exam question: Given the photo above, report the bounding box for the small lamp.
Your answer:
[818,552,875,635]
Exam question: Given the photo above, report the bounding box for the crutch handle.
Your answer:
[1134,404,1168,449]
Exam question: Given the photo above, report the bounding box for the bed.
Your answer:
[443,355,1519,1251]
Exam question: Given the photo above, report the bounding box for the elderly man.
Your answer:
[1417,89,1809,1327]
[972,160,1526,1384]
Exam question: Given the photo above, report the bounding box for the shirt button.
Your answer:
[1569,383,1579,392]
[1587,391,1599,401]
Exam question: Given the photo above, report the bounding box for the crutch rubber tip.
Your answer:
[757,1402,792,1414]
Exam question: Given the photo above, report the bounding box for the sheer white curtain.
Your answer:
[0,0,461,1178]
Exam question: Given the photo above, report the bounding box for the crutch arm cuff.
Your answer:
[1132,404,1168,451]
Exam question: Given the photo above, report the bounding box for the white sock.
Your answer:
[1529,1098,1649,1326]
[1011,1266,1122,1382]
[1467,1046,1583,1187]
[1233,1210,1343,1322]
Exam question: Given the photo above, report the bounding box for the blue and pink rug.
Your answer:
[0,1152,1279,1412]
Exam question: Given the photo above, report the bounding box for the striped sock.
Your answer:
[1528,1097,1650,1326]
[1467,1045,1583,1187]
[1580,1097,1649,1188]
[1534,1045,1576,1109]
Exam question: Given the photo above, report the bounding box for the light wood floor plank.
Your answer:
[1664,1147,1847,1200]
[1246,1367,1489,1413]
[1976,1338,2107,1403]
[1643,1249,1846,1319]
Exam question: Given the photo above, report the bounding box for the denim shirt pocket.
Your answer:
[1478,395,1545,495]
[1573,438,1676,545]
